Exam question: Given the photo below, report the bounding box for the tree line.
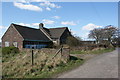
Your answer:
[88,25,119,46]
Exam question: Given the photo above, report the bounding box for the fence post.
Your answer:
[61,45,63,58]
[32,47,34,66]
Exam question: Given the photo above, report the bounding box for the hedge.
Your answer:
[2,47,19,55]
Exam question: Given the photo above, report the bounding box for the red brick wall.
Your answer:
[2,24,24,50]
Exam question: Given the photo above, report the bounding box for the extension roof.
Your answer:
[48,27,67,39]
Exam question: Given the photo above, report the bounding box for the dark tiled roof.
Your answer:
[12,24,51,42]
[48,27,67,38]
[12,23,69,41]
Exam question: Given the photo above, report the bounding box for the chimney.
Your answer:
[39,23,44,29]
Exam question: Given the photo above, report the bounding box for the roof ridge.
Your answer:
[49,27,67,29]
[12,23,38,30]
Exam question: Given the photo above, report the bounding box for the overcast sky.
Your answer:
[0,1,118,41]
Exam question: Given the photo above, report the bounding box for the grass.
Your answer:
[89,48,115,54]
[70,48,115,54]
[0,48,2,57]
[25,56,84,78]
[2,51,26,62]
[0,48,1,52]
[2,47,115,78]
[2,49,84,78]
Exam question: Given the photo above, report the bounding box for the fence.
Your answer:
[22,47,70,65]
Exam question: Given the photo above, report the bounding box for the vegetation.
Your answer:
[2,47,19,56]
[2,50,84,78]
[70,48,115,54]
[26,56,84,78]
[2,47,115,78]
[88,25,118,45]
[2,47,19,62]
[66,36,81,47]
[0,48,1,56]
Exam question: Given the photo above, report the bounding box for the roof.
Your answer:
[11,23,69,41]
[12,24,51,42]
[48,27,67,39]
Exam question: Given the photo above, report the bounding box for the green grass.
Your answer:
[70,48,115,54]
[25,56,84,78]
[0,48,1,56]
[2,49,84,78]
[2,52,26,62]
[0,48,1,52]
[70,50,84,54]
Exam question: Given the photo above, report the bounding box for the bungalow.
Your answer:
[2,23,72,50]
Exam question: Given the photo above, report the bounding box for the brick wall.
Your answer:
[2,25,23,50]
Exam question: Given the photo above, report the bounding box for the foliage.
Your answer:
[74,36,82,41]
[88,25,118,45]
[66,36,81,47]
[2,47,19,56]
[0,48,1,56]
[88,28,102,44]
[103,25,117,44]
[112,28,120,47]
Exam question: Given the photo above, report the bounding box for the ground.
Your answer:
[58,48,118,78]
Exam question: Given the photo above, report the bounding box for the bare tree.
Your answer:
[102,25,117,44]
[88,25,118,45]
[88,28,103,44]
[112,27,120,46]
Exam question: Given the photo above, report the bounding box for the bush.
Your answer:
[66,36,80,47]
[2,47,19,55]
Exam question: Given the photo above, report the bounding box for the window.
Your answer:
[5,42,9,47]
[13,42,18,47]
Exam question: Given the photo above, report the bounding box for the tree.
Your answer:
[66,36,80,47]
[74,36,82,41]
[88,25,118,45]
[88,28,103,44]
[112,28,120,46]
[102,25,117,44]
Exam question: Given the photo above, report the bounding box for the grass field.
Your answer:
[2,49,84,78]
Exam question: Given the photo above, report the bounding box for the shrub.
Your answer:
[2,47,19,56]
[66,36,80,47]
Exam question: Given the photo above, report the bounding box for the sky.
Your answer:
[0,1,118,42]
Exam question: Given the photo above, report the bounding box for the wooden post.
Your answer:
[32,47,34,66]
[61,45,63,58]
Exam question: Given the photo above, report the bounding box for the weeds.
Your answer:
[70,48,115,54]
[2,50,83,78]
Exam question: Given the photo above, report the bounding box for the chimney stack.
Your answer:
[39,23,44,29]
